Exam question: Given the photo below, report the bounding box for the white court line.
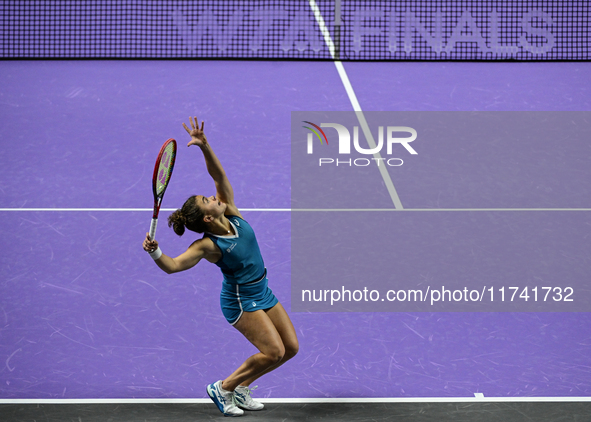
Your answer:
[308,0,404,210]
[1,396,590,404]
[1,208,590,212]
[293,208,591,212]
[0,208,291,212]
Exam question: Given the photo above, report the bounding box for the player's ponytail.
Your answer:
[168,195,208,235]
[168,209,187,236]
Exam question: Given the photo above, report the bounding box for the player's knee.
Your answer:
[266,344,285,365]
[284,340,299,361]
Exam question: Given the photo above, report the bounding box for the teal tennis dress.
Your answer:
[205,215,278,325]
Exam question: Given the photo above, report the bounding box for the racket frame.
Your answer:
[149,138,177,240]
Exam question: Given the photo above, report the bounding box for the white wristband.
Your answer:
[148,247,162,260]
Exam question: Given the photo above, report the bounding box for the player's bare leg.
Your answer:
[221,306,295,391]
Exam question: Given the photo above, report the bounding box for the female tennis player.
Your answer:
[142,117,298,417]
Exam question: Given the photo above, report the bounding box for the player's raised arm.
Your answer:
[182,117,237,214]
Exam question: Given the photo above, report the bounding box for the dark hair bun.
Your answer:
[167,209,186,236]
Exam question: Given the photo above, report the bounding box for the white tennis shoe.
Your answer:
[234,385,264,411]
[206,380,244,417]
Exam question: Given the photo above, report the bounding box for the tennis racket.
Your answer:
[149,138,177,240]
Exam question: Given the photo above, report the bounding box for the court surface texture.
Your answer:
[1,55,590,421]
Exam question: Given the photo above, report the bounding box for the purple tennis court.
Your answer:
[1,1,591,421]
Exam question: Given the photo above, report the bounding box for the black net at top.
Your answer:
[1,0,588,60]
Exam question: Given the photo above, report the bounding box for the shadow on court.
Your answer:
[1,402,590,421]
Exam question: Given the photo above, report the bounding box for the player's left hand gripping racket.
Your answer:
[149,138,177,240]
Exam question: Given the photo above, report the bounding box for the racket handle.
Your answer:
[149,218,158,240]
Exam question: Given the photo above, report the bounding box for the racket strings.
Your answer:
[155,142,176,196]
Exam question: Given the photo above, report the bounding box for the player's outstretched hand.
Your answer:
[183,116,208,147]
[143,233,159,253]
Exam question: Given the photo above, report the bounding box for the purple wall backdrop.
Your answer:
[2,1,588,60]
